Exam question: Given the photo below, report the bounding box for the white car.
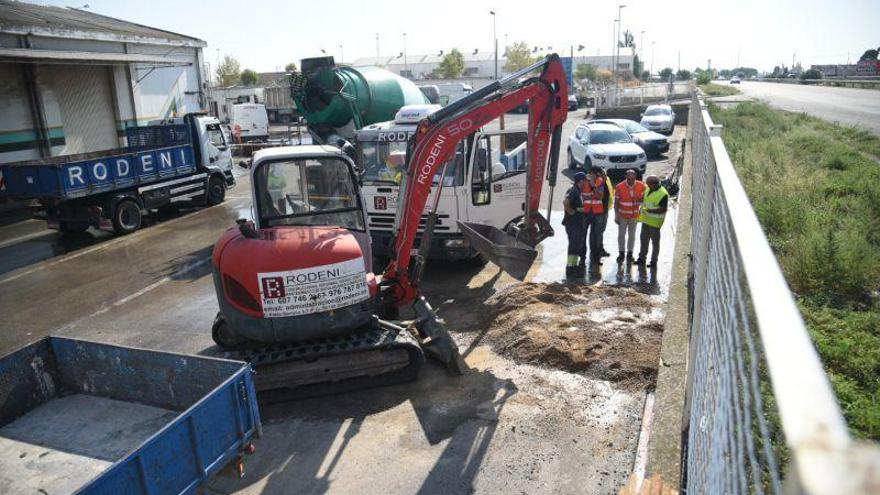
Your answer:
[567,122,647,177]
[640,104,675,135]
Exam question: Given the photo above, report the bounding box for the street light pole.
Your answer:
[616,4,625,87]
[490,10,497,80]
[403,32,407,74]
[375,33,380,58]
[640,30,645,75]
[651,41,655,76]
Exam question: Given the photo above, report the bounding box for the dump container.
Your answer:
[0,337,261,495]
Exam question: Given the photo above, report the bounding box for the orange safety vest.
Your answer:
[580,177,605,214]
[615,180,646,219]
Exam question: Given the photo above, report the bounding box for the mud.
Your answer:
[477,282,664,389]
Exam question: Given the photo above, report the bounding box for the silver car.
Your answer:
[640,104,675,135]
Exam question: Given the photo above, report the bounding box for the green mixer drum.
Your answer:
[298,65,428,128]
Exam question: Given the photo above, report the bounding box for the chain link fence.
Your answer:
[682,93,879,494]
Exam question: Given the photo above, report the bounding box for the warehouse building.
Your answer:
[0,0,207,166]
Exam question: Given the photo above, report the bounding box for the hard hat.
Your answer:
[573,171,587,182]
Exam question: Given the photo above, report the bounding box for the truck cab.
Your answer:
[356,105,530,261]
[150,114,234,186]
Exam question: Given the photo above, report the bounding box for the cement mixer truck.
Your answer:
[291,57,531,262]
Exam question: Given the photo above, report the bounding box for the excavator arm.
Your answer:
[382,54,568,306]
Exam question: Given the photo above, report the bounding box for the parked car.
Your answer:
[640,104,675,135]
[590,118,669,157]
[730,76,741,84]
[567,94,579,111]
[567,122,647,178]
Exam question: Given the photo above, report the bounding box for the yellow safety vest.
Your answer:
[638,186,669,228]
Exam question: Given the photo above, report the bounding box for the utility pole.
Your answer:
[677,50,681,73]
[339,44,344,64]
[651,41,655,76]
[616,4,625,96]
[640,30,645,74]
[403,32,407,74]
[490,10,498,80]
[375,33,380,58]
[737,44,741,68]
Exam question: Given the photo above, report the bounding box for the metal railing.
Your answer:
[594,82,692,108]
[683,93,878,494]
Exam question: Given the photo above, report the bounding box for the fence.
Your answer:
[682,93,878,494]
[594,82,692,108]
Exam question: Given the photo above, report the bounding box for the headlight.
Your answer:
[638,153,646,159]
[591,153,607,160]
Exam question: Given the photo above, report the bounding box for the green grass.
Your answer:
[699,83,741,97]
[709,101,880,441]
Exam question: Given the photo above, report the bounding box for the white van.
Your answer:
[435,83,474,105]
[231,103,269,142]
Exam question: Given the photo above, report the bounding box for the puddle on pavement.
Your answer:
[534,210,676,298]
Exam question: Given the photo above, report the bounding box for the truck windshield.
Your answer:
[255,157,365,231]
[206,123,226,148]
[359,140,464,187]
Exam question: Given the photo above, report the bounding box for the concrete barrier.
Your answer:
[594,102,690,125]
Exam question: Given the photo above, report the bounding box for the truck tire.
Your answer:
[206,176,226,206]
[112,199,142,235]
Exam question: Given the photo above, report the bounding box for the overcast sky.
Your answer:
[33,0,879,73]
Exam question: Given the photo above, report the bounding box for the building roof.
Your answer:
[0,0,206,47]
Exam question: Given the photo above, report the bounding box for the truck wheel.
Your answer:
[206,176,226,206]
[212,313,248,350]
[112,199,142,235]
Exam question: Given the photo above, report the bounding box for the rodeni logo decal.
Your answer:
[416,133,447,185]
[377,131,413,142]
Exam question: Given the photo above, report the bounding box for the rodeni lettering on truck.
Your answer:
[65,148,191,187]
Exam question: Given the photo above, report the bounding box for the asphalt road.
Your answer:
[724,80,880,134]
[0,112,684,494]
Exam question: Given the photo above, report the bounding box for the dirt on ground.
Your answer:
[477,282,664,390]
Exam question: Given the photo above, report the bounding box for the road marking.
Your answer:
[0,229,54,249]
[0,198,247,286]
[54,256,211,333]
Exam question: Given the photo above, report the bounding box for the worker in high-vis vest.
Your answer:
[378,150,405,184]
[580,166,607,267]
[614,169,646,263]
[636,175,670,268]
[596,168,613,259]
[563,171,587,277]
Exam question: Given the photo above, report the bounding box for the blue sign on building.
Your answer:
[560,57,574,89]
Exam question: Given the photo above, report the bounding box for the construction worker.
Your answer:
[378,150,405,184]
[596,168,613,259]
[563,171,587,277]
[636,175,670,268]
[614,169,646,263]
[580,166,607,267]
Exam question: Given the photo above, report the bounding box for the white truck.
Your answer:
[435,83,474,105]
[355,105,530,261]
[231,103,269,142]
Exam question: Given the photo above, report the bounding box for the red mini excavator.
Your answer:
[211,55,568,395]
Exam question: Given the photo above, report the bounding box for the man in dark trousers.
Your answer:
[580,167,607,268]
[636,175,670,268]
[563,171,586,277]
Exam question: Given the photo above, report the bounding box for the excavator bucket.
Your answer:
[458,220,546,281]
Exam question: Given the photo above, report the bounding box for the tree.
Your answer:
[284,62,299,74]
[632,54,641,76]
[676,69,692,81]
[240,69,258,86]
[215,55,241,87]
[801,68,823,80]
[504,42,537,73]
[438,49,465,79]
[659,67,674,81]
[596,68,613,84]
[696,72,712,85]
[574,63,597,81]
[640,70,650,81]
[859,48,878,61]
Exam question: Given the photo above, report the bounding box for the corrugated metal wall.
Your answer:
[40,65,117,154]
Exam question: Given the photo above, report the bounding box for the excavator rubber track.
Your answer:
[222,319,425,403]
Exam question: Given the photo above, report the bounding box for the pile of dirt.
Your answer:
[479,282,664,389]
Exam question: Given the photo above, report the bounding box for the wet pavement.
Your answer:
[0,115,686,495]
